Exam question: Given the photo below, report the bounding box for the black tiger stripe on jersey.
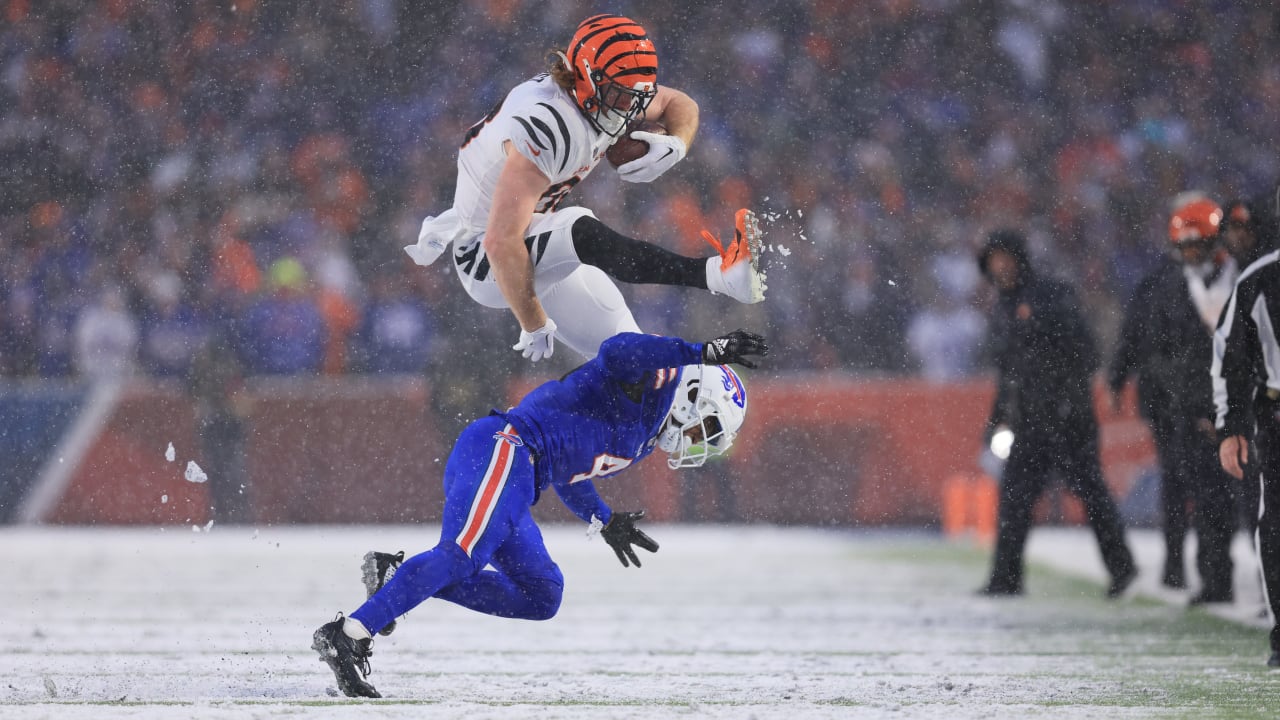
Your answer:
[513,104,575,175]
[528,116,557,156]
[536,102,572,174]
[462,98,504,149]
[513,116,545,148]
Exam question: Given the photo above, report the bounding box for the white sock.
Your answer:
[343,617,372,641]
[705,257,725,296]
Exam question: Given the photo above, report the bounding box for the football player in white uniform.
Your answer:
[404,14,766,362]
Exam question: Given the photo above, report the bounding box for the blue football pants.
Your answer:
[350,416,564,634]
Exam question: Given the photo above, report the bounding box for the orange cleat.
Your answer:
[703,209,766,304]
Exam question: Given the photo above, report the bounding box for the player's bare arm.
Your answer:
[484,141,551,334]
[647,85,698,149]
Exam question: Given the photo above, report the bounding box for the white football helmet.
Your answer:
[656,364,748,469]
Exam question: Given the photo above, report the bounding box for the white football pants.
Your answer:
[452,206,641,359]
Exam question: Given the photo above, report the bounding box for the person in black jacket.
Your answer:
[1108,254,1189,588]
[1214,190,1280,667]
[976,229,1136,598]
[1219,196,1278,538]
[1151,197,1239,604]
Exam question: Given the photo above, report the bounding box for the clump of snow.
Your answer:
[184,461,207,484]
[165,442,175,462]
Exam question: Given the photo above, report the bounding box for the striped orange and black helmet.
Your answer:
[1168,197,1223,245]
[564,15,658,137]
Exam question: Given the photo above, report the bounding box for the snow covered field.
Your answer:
[1,524,1276,719]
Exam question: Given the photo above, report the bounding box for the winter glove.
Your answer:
[601,510,659,568]
[513,318,557,362]
[702,329,769,369]
[617,132,687,183]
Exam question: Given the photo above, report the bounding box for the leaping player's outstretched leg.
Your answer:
[571,208,766,304]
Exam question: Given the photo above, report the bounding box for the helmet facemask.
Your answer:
[581,66,655,137]
[657,365,748,469]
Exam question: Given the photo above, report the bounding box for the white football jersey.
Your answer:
[452,74,613,244]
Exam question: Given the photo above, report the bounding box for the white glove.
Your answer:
[513,318,557,362]
[617,132,686,183]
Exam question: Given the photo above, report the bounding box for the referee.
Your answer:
[1211,190,1280,668]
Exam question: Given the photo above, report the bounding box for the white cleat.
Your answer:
[704,208,766,304]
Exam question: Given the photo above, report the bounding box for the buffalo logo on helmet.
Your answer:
[718,365,747,409]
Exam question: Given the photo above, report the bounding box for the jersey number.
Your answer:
[537,177,580,213]
[570,454,633,484]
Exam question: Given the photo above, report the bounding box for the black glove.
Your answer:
[600,510,659,568]
[702,329,769,369]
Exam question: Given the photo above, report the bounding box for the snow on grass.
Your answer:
[0,525,1275,719]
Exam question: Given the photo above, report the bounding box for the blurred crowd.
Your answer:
[1,0,1278,386]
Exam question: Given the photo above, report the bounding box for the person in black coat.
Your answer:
[976,229,1136,598]
[1108,254,1190,588]
[1148,197,1239,604]
[1213,188,1280,667]
[1219,195,1280,538]
[187,329,254,525]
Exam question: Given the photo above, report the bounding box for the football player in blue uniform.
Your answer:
[312,329,768,697]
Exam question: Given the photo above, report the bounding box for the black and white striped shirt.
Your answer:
[1212,249,1280,436]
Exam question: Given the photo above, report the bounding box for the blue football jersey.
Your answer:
[499,333,703,522]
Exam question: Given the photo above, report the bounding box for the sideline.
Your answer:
[16,381,123,524]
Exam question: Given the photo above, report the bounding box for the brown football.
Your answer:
[605,119,667,168]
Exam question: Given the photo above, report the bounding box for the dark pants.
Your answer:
[1148,411,1190,575]
[1251,411,1280,653]
[1240,452,1263,536]
[199,414,252,525]
[986,424,1135,591]
[1178,422,1238,597]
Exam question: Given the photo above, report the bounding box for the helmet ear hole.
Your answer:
[703,414,724,446]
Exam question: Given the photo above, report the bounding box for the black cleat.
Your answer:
[312,615,380,698]
[1106,565,1137,600]
[976,582,1023,597]
[1268,650,1280,668]
[361,551,405,636]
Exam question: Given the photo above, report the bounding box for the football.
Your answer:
[606,119,667,168]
